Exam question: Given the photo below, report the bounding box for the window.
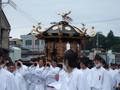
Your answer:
[35,40,39,45]
[41,40,44,45]
[25,40,32,45]
[10,41,16,45]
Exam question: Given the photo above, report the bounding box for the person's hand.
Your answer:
[55,74,59,81]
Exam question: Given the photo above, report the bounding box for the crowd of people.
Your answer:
[0,49,120,90]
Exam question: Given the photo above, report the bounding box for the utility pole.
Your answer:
[96,33,99,50]
[0,0,2,49]
[96,32,102,50]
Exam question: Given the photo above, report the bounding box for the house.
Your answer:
[20,34,45,61]
[0,9,11,58]
[20,34,45,52]
[9,38,22,47]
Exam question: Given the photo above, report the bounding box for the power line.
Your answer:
[3,1,120,28]
[16,6,38,23]
[12,24,33,29]
[2,0,39,24]
[78,17,120,24]
[11,17,120,29]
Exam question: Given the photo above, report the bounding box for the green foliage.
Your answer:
[85,30,120,52]
[111,44,120,52]
[106,30,115,49]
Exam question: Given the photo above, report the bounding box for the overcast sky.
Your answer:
[3,0,120,38]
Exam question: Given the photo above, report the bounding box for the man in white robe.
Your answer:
[32,61,59,90]
[26,63,57,90]
[80,57,91,90]
[47,65,64,90]
[113,69,120,90]
[15,61,28,75]
[27,60,46,90]
[89,55,112,90]
[34,66,46,90]
[108,68,118,90]
[58,49,87,90]
[47,63,67,90]
[23,59,45,90]
[29,62,39,73]
[0,56,18,90]
[7,63,27,90]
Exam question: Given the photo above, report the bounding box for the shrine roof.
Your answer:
[37,21,86,39]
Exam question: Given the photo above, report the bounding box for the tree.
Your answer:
[97,33,106,49]
[106,30,115,50]
[85,30,120,52]
[85,32,106,50]
[111,44,120,52]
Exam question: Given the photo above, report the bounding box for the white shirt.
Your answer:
[13,71,27,90]
[17,65,28,75]
[108,68,118,90]
[89,67,112,90]
[60,68,87,90]
[0,68,18,90]
[113,71,120,88]
[81,68,91,90]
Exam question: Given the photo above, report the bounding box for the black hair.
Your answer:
[0,56,5,65]
[0,52,3,57]
[101,59,107,65]
[0,59,5,65]
[80,57,90,67]
[0,49,3,57]
[33,63,37,66]
[104,63,109,69]
[94,54,103,62]
[46,63,50,67]
[57,64,63,69]
[7,62,15,67]
[64,49,78,68]
[16,62,22,67]
[87,60,94,69]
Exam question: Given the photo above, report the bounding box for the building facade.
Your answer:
[0,9,11,58]
[21,34,45,52]
[9,38,22,47]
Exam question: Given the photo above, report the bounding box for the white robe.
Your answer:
[89,67,112,90]
[108,69,118,79]
[108,68,118,90]
[25,66,46,90]
[81,68,91,90]
[46,69,66,90]
[58,69,66,83]
[34,66,46,90]
[29,66,38,73]
[13,72,27,90]
[113,72,120,89]
[59,68,87,90]
[25,66,42,90]
[17,65,28,76]
[25,66,60,90]
[0,68,18,90]
[35,66,60,90]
